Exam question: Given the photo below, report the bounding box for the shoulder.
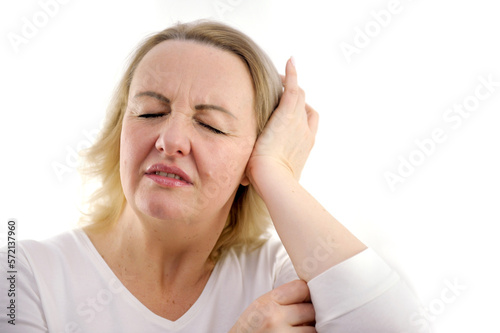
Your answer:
[224,231,287,268]
[18,228,86,259]
[0,229,91,331]
[1,228,94,279]
[220,230,299,288]
[17,228,83,251]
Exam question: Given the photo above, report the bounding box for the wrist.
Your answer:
[247,159,299,198]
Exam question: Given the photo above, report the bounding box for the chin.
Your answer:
[137,198,197,223]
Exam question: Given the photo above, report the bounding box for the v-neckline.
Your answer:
[75,228,221,329]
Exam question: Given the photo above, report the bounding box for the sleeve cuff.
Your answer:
[307,248,400,323]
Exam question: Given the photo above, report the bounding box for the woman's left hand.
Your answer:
[246,57,319,186]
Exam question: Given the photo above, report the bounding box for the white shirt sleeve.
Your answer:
[0,245,48,332]
[307,248,432,332]
[1,231,431,332]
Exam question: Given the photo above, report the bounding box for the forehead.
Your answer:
[130,40,255,106]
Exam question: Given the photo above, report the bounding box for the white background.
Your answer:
[1,0,499,331]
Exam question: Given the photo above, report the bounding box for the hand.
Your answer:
[246,57,319,185]
[229,280,316,332]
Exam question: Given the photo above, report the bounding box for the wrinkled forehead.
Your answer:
[127,40,256,128]
[130,40,255,100]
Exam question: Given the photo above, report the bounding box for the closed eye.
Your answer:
[137,113,225,135]
[138,113,166,118]
[197,121,226,135]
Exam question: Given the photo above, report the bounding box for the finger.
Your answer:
[283,303,316,326]
[278,58,301,115]
[290,327,317,332]
[286,60,307,119]
[279,63,307,121]
[271,280,311,305]
[303,286,312,303]
[306,103,319,136]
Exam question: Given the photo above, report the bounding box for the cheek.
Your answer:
[197,138,254,191]
[119,129,134,192]
[120,128,134,172]
[120,122,153,180]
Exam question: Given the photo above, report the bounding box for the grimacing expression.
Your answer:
[120,40,257,225]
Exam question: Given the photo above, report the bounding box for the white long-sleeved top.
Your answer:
[0,228,426,332]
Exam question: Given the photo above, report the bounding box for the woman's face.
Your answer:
[121,40,257,225]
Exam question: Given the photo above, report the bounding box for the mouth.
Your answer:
[153,171,183,181]
[145,164,193,186]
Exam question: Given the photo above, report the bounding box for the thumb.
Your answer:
[271,280,311,305]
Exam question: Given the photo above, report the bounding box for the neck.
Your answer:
[85,203,227,288]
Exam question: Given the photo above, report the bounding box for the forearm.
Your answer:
[251,167,367,282]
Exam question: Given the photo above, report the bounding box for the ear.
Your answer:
[240,174,250,187]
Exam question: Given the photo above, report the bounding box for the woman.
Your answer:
[1,20,424,332]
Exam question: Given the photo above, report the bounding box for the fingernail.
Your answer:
[290,56,296,68]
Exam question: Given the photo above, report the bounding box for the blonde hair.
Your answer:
[79,20,283,261]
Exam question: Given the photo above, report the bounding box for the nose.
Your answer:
[155,114,192,157]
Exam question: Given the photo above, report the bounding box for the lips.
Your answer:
[145,164,193,185]
[153,171,183,180]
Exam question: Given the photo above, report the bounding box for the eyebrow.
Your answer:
[195,104,237,119]
[134,91,170,104]
[134,90,237,119]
